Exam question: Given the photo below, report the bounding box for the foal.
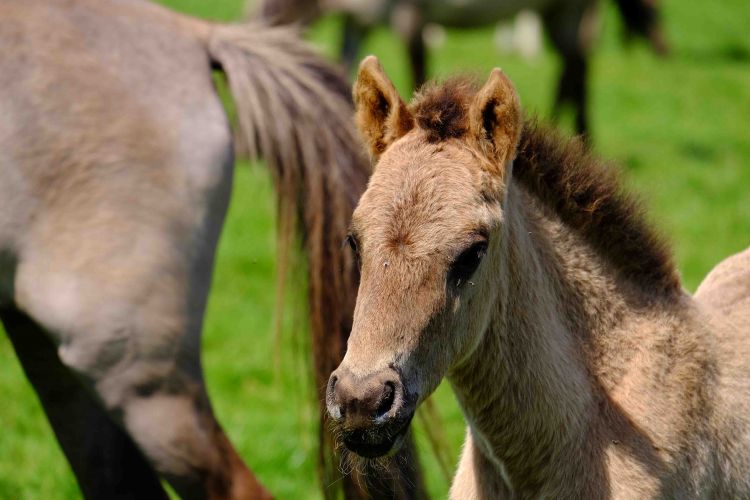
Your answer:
[326,56,750,497]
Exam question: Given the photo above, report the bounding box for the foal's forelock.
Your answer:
[411,78,476,143]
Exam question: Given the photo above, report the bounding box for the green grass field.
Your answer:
[0,0,748,497]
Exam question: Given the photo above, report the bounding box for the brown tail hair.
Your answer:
[206,23,426,498]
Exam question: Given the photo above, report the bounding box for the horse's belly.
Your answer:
[424,0,551,27]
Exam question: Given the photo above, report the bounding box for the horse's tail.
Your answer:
[611,0,670,56]
[205,22,426,498]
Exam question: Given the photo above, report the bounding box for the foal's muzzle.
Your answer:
[326,366,415,458]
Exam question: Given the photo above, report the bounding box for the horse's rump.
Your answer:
[695,247,750,315]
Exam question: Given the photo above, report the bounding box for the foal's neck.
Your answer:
[448,180,647,495]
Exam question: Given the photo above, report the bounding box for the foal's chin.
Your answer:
[341,415,413,459]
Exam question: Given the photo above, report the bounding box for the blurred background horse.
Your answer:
[256,0,670,135]
[0,0,424,497]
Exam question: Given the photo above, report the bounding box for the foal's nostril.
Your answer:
[327,374,344,421]
[375,381,396,418]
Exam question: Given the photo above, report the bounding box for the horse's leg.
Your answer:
[390,2,427,89]
[0,307,167,500]
[407,26,427,89]
[611,0,670,56]
[13,251,269,499]
[341,14,370,77]
[543,2,595,135]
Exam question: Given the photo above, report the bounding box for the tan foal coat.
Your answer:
[330,56,750,498]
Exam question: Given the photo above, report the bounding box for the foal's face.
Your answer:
[326,57,520,458]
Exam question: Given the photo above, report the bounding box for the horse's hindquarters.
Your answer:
[694,247,750,495]
[0,1,275,497]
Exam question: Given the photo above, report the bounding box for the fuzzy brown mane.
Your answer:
[411,80,680,295]
[515,120,680,295]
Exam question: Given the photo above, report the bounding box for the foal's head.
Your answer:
[326,56,522,458]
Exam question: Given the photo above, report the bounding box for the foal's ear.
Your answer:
[468,68,522,170]
[353,56,414,159]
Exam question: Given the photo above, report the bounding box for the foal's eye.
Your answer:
[449,240,488,287]
[345,233,361,266]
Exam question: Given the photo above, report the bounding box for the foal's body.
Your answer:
[326,56,750,498]
[449,182,750,497]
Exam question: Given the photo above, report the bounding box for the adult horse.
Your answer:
[257,0,669,135]
[325,56,750,497]
[0,1,424,498]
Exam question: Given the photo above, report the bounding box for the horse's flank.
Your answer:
[328,58,750,498]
